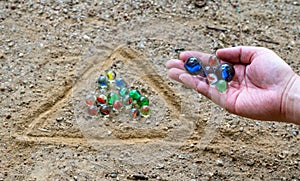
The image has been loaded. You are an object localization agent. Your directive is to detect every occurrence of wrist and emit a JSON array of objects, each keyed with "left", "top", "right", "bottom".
[{"left": 281, "top": 74, "right": 300, "bottom": 124}]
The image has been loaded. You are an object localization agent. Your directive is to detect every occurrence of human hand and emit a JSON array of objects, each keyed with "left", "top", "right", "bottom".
[{"left": 166, "top": 46, "right": 298, "bottom": 122}]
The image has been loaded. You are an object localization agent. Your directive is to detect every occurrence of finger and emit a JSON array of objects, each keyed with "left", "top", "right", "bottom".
[
  {"left": 166, "top": 59, "right": 185, "bottom": 70},
  {"left": 179, "top": 51, "right": 212, "bottom": 65},
  {"left": 216, "top": 46, "right": 265, "bottom": 64},
  {"left": 167, "top": 68, "right": 186, "bottom": 84},
  {"left": 168, "top": 69, "right": 207, "bottom": 91},
  {"left": 178, "top": 73, "right": 227, "bottom": 108},
  {"left": 178, "top": 73, "right": 199, "bottom": 90}
]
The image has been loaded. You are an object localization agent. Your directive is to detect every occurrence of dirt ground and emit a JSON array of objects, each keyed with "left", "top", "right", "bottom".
[{"left": 0, "top": 0, "right": 299, "bottom": 180}]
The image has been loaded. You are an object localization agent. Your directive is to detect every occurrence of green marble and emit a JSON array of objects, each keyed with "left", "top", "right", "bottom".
[
  {"left": 216, "top": 80, "right": 227, "bottom": 93},
  {"left": 129, "top": 89, "right": 141, "bottom": 100},
  {"left": 138, "top": 96, "right": 149, "bottom": 106},
  {"left": 119, "top": 87, "right": 129, "bottom": 97},
  {"left": 107, "top": 92, "right": 119, "bottom": 105}
]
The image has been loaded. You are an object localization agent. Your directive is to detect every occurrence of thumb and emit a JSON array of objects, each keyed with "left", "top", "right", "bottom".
[{"left": 216, "top": 46, "right": 263, "bottom": 64}]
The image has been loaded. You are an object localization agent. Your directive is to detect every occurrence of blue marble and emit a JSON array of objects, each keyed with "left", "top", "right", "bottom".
[
  {"left": 115, "top": 78, "right": 126, "bottom": 89},
  {"left": 97, "top": 75, "right": 108, "bottom": 89},
  {"left": 184, "top": 57, "right": 206, "bottom": 77},
  {"left": 217, "top": 63, "right": 235, "bottom": 82}
]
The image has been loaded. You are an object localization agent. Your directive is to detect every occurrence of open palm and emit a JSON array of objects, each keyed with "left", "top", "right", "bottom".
[{"left": 166, "top": 46, "right": 296, "bottom": 121}]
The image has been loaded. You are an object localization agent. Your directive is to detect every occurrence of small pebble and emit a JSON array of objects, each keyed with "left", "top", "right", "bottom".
[
  {"left": 62, "top": 8, "right": 68, "bottom": 14},
  {"left": 247, "top": 160, "right": 255, "bottom": 166},
  {"left": 110, "top": 173, "right": 118, "bottom": 178},
  {"left": 292, "top": 130, "right": 298, "bottom": 136},
  {"left": 128, "top": 174, "right": 148, "bottom": 180},
  {"left": 56, "top": 117, "right": 64, "bottom": 122},
  {"left": 8, "top": 41, "right": 14, "bottom": 47},
  {"left": 178, "top": 154, "right": 186, "bottom": 159},
  {"left": 215, "top": 159, "right": 224, "bottom": 166},
  {"left": 156, "top": 163, "right": 165, "bottom": 169},
  {"left": 83, "top": 35, "right": 90, "bottom": 40},
  {"left": 218, "top": 32, "right": 226, "bottom": 41}
]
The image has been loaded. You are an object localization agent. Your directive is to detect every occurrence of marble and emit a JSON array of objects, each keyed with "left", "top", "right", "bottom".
[
  {"left": 208, "top": 54, "right": 220, "bottom": 68},
  {"left": 113, "top": 100, "right": 123, "bottom": 110},
  {"left": 97, "top": 75, "right": 108, "bottom": 89},
  {"left": 216, "top": 80, "right": 228, "bottom": 93},
  {"left": 140, "top": 105, "right": 150, "bottom": 117},
  {"left": 122, "top": 94, "right": 133, "bottom": 106},
  {"left": 129, "top": 89, "right": 141, "bottom": 100},
  {"left": 85, "top": 95, "right": 96, "bottom": 106},
  {"left": 106, "top": 70, "right": 116, "bottom": 82},
  {"left": 138, "top": 96, "right": 149, "bottom": 106},
  {"left": 107, "top": 92, "right": 119, "bottom": 105},
  {"left": 87, "top": 105, "right": 98, "bottom": 116},
  {"left": 184, "top": 56, "right": 206, "bottom": 77},
  {"left": 100, "top": 105, "right": 110, "bottom": 116},
  {"left": 217, "top": 63, "right": 235, "bottom": 82},
  {"left": 119, "top": 87, "right": 129, "bottom": 97},
  {"left": 115, "top": 78, "right": 126, "bottom": 89},
  {"left": 131, "top": 100, "right": 140, "bottom": 109},
  {"left": 96, "top": 94, "right": 107, "bottom": 105},
  {"left": 206, "top": 73, "right": 218, "bottom": 85},
  {"left": 205, "top": 66, "right": 214, "bottom": 74},
  {"left": 130, "top": 108, "right": 140, "bottom": 119}
]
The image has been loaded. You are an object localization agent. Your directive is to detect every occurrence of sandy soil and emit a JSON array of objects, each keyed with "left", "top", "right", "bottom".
[{"left": 0, "top": 0, "right": 299, "bottom": 180}]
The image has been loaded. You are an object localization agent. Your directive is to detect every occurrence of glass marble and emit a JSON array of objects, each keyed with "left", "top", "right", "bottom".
[
  {"left": 131, "top": 100, "right": 140, "bottom": 109},
  {"left": 138, "top": 96, "right": 149, "bottom": 106},
  {"left": 184, "top": 57, "right": 206, "bottom": 77},
  {"left": 206, "top": 73, "right": 218, "bottom": 85},
  {"left": 100, "top": 105, "right": 110, "bottom": 116},
  {"left": 96, "top": 94, "right": 107, "bottom": 105},
  {"left": 97, "top": 75, "right": 108, "bottom": 89},
  {"left": 205, "top": 66, "right": 215, "bottom": 75},
  {"left": 216, "top": 80, "right": 228, "bottom": 93},
  {"left": 130, "top": 108, "right": 140, "bottom": 119},
  {"left": 217, "top": 63, "right": 235, "bottom": 82},
  {"left": 106, "top": 70, "right": 116, "bottom": 82},
  {"left": 208, "top": 55, "right": 220, "bottom": 67},
  {"left": 115, "top": 78, "right": 126, "bottom": 89},
  {"left": 140, "top": 105, "right": 150, "bottom": 117},
  {"left": 122, "top": 95, "right": 133, "bottom": 106},
  {"left": 85, "top": 95, "right": 96, "bottom": 106},
  {"left": 113, "top": 100, "right": 123, "bottom": 110},
  {"left": 87, "top": 105, "right": 98, "bottom": 116},
  {"left": 129, "top": 89, "right": 141, "bottom": 100},
  {"left": 107, "top": 92, "right": 119, "bottom": 105},
  {"left": 119, "top": 87, "right": 129, "bottom": 97}
]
